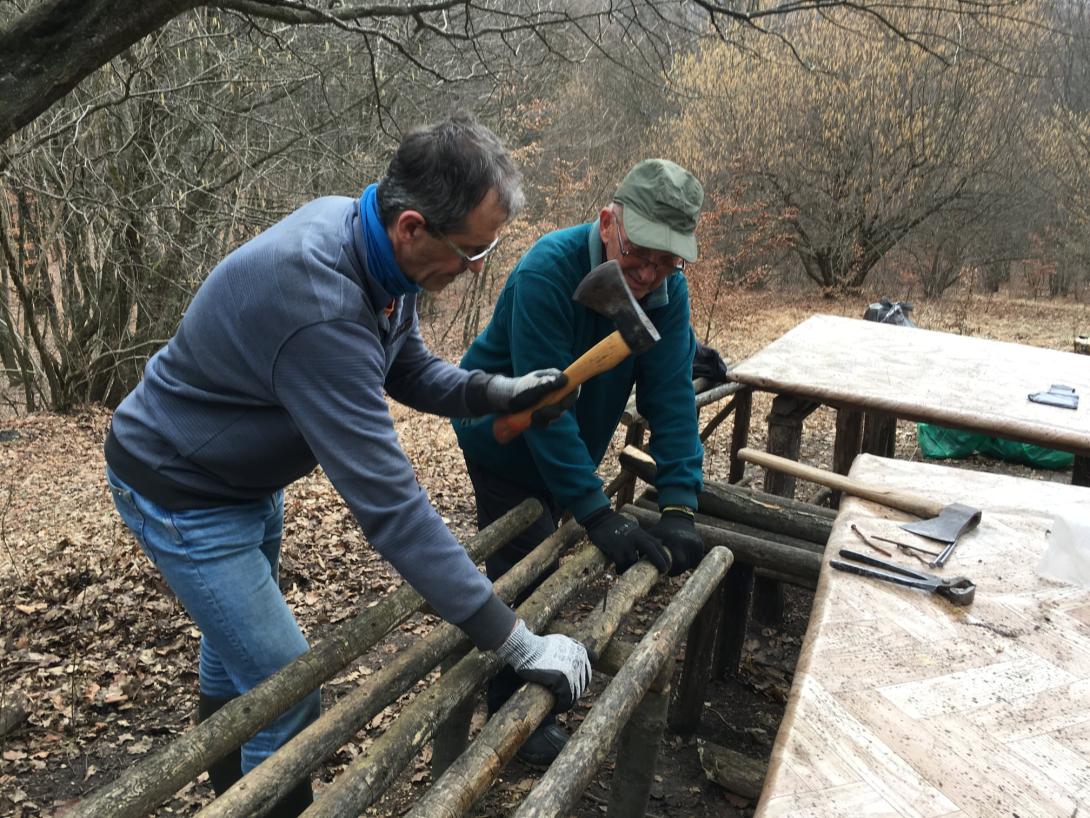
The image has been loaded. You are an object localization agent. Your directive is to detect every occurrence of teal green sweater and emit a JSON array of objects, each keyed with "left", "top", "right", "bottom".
[{"left": 455, "top": 221, "right": 702, "bottom": 521}]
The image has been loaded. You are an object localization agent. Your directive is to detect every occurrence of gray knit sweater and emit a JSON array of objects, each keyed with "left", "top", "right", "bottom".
[{"left": 106, "top": 196, "right": 515, "bottom": 649}]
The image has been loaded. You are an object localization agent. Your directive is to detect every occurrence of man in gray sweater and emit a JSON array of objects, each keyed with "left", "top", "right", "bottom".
[{"left": 104, "top": 113, "right": 590, "bottom": 814}]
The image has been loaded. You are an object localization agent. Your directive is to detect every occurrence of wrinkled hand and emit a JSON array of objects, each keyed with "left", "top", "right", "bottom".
[
  {"left": 649, "top": 508, "right": 704, "bottom": 576},
  {"left": 581, "top": 508, "right": 670, "bottom": 574},
  {"left": 483, "top": 370, "right": 568, "bottom": 413},
  {"left": 495, "top": 620, "right": 591, "bottom": 712}
]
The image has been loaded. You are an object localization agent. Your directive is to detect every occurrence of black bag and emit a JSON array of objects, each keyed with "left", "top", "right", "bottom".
[
  {"left": 864, "top": 298, "right": 916, "bottom": 327},
  {"left": 692, "top": 343, "right": 729, "bottom": 383}
]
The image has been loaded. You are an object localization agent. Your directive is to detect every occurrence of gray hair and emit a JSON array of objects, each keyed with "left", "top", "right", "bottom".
[{"left": 376, "top": 112, "right": 524, "bottom": 234}]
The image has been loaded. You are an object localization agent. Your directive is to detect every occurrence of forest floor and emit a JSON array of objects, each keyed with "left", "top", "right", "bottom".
[{"left": 1, "top": 288, "right": 1087, "bottom": 817}]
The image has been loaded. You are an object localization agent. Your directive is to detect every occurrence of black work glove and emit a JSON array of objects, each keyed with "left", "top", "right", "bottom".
[
  {"left": 525, "top": 385, "right": 580, "bottom": 427},
  {"left": 581, "top": 508, "right": 670, "bottom": 574},
  {"left": 649, "top": 507, "right": 704, "bottom": 577},
  {"left": 468, "top": 370, "right": 569, "bottom": 415}
]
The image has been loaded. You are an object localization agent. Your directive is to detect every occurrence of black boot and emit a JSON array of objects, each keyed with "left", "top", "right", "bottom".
[{"left": 197, "top": 693, "right": 243, "bottom": 796}]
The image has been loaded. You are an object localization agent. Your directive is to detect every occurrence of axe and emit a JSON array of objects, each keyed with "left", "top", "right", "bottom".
[
  {"left": 492, "top": 260, "right": 660, "bottom": 444},
  {"left": 738, "top": 448, "right": 981, "bottom": 567}
]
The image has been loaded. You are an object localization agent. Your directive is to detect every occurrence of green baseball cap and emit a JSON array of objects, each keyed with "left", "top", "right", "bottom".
[{"left": 613, "top": 159, "right": 704, "bottom": 263}]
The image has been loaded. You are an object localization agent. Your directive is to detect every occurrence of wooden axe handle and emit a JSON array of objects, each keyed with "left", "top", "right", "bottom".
[
  {"left": 492, "top": 330, "right": 632, "bottom": 444},
  {"left": 737, "top": 448, "right": 947, "bottom": 519}
]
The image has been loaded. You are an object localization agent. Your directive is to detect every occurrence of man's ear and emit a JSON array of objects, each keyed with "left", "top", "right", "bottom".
[
  {"left": 393, "top": 210, "right": 427, "bottom": 246},
  {"left": 598, "top": 207, "right": 614, "bottom": 243}
]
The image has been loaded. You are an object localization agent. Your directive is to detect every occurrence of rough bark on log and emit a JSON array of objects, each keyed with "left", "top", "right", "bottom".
[
  {"left": 624, "top": 505, "right": 820, "bottom": 583},
  {"left": 696, "top": 739, "right": 767, "bottom": 800},
  {"left": 728, "top": 388, "right": 752, "bottom": 484},
  {"left": 301, "top": 542, "right": 614, "bottom": 818},
  {"left": 197, "top": 517, "right": 584, "bottom": 818},
  {"left": 667, "top": 580, "right": 723, "bottom": 735},
  {"left": 714, "top": 563, "right": 755, "bottom": 679},
  {"left": 608, "top": 665, "right": 673, "bottom": 818},
  {"left": 71, "top": 500, "right": 544, "bottom": 818},
  {"left": 512, "top": 547, "right": 733, "bottom": 818},
  {"left": 406, "top": 560, "right": 663, "bottom": 818},
  {"left": 619, "top": 446, "right": 833, "bottom": 544},
  {"left": 634, "top": 495, "right": 823, "bottom": 554},
  {"left": 430, "top": 652, "right": 474, "bottom": 779}
]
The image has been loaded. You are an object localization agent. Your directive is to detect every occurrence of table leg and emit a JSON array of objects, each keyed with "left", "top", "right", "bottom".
[
  {"left": 728, "top": 387, "right": 753, "bottom": 484},
  {"left": 756, "top": 396, "right": 818, "bottom": 625},
  {"left": 668, "top": 579, "right": 725, "bottom": 735},
  {"left": 1074, "top": 455, "right": 1090, "bottom": 487},
  {"left": 862, "top": 410, "right": 897, "bottom": 458},
  {"left": 832, "top": 407, "right": 864, "bottom": 508}
]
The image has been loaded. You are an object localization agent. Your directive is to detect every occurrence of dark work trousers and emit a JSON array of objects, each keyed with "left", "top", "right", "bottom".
[{"left": 465, "top": 459, "right": 563, "bottom": 719}]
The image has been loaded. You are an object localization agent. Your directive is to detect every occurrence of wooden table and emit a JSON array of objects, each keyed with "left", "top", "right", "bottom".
[
  {"left": 757, "top": 455, "right": 1090, "bottom": 817},
  {"left": 728, "top": 314, "right": 1090, "bottom": 488}
]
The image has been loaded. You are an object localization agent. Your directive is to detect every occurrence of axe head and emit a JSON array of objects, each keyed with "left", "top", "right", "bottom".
[
  {"left": 573, "top": 260, "right": 660, "bottom": 354},
  {"left": 901, "top": 502, "right": 982, "bottom": 545}
]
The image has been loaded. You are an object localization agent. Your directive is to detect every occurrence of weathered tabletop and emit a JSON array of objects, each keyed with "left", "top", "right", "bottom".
[
  {"left": 729, "top": 314, "right": 1090, "bottom": 458},
  {"left": 757, "top": 455, "right": 1090, "bottom": 818}
]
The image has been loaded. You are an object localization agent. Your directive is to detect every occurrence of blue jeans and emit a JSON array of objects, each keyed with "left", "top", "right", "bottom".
[{"left": 105, "top": 467, "right": 321, "bottom": 771}]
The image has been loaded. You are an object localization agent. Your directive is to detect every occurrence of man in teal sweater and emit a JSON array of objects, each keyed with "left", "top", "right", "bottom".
[{"left": 455, "top": 159, "right": 706, "bottom": 765}]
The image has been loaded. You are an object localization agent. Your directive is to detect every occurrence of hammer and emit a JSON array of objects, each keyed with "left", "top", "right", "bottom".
[{"left": 492, "top": 260, "right": 660, "bottom": 444}]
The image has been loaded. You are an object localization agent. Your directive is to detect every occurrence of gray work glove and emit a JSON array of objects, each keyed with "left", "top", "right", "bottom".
[
  {"left": 581, "top": 507, "right": 671, "bottom": 574},
  {"left": 495, "top": 619, "right": 591, "bottom": 712},
  {"left": 481, "top": 370, "right": 568, "bottom": 413}
]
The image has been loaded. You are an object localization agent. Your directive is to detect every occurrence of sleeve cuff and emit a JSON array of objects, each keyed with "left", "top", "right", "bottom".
[
  {"left": 657, "top": 485, "right": 699, "bottom": 511},
  {"left": 456, "top": 592, "right": 517, "bottom": 651},
  {"left": 571, "top": 491, "right": 610, "bottom": 524},
  {"left": 463, "top": 371, "right": 494, "bottom": 417}
]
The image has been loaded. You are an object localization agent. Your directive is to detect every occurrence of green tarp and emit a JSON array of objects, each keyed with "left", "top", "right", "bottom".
[{"left": 917, "top": 423, "right": 1074, "bottom": 470}]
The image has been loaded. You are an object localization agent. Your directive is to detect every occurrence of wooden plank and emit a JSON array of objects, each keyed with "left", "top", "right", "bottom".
[
  {"left": 730, "top": 315, "right": 1090, "bottom": 456},
  {"left": 757, "top": 456, "right": 1090, "bottom": 818}
]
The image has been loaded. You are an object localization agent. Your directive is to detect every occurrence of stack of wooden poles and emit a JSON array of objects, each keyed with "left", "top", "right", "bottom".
[
  {"left": 616, "top": 445, "right": 833, "bottom": 735},
  {"left": 67, "top": 492, "right": 733, "bottom": 818}
]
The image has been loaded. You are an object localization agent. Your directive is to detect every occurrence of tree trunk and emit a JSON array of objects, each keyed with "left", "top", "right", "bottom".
[{"left": 0, "top": 0, "right": 198, "bottom": 141}]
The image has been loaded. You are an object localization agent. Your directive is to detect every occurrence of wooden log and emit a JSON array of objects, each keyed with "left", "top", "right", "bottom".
[
  {"left": 668, "top": 579, "right": 724, "bottom": 735},
  {"left": 623, "top": 381, "right": 742, "bottom": 426},
  {"left": 714, "top": 563, "right": 755, "bottom": 679},
  {"left": 862, "top": 410, "right": 897, "bottom": 458},
  {"left": 619, "top": 446, "right": 833, "bottom": 545},
  {"left": 699, "top": 395, "right": 737, "bottom": 443},
  {"left": 607, "top": 664, "right": 673, "bottom": 818},
  {"left": 512, "top": 548, "right": 734, "bottom": 818},
  {"left": 430, "top": 651, "right": 474, "bottom": 779},
  {"left": 756, "top": 395, "right": 819, "bottom": 627},
  {"left": 0, "top": 691, "right": 28, "bottom": 737},
  {"left": 301, "top": 541, "right": 615, "bottom": 818},
  {"left": 634, "top": 495, "right": 823, "bottom": 555},
  {"left": 623, "top": 505, "right": 820, "bottom": 583},
  {"left": 832, "top": 407, "right": 864, "bottom": 507},
  {"left": 728, "top": 388, "right": 753, "bottom": 484},
  {"left": 71, "top": 499, "right": 545, "bottom": 818},
  {"left": 406, "top": 560, "right": 663, "bottom": 818},
  {"left": 763, "top": 395, "right": 818, "bottom": 498},
  {"left": 696, "top": 739, "right": 766, "bottom": 800},
  {"left": 196, "top": 517, "right": 586, "bottom": 818},
  {"left": 1070, "top": 454, "right": 1090, "bottom": 488}
]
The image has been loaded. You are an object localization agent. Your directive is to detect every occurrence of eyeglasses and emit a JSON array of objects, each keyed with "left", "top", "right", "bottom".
[
  {"left": 615, "top": 213, "right": 685, "bottom": 274},
  {"left": 433, "top": 228, "right": 502, "bottom": 266}
]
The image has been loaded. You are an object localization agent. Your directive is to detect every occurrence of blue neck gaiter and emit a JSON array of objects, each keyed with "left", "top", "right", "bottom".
[{"left": 359, "top": 183, "right": 421, "bottom": 298}]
